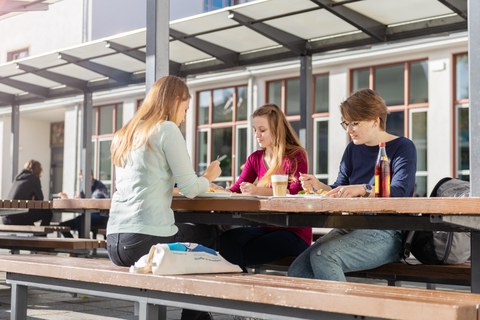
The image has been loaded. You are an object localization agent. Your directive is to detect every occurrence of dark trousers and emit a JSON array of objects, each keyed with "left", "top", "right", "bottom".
[
  {"left": 2, "top": 209, "right": 52, "bottom": 226},
  {"left": 218, "top": 227, "right": 309, "bottom": 271},
  {"left": 59, "top": 212, "right": 108, "bottom": 238},
  {"left": 107, "top": 223, "right": 218, "bottom": 267}
]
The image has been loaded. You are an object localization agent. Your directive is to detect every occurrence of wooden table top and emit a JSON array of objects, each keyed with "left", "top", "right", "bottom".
[{"left": 51, "top": 196, "right": 480, "bottom": 215}]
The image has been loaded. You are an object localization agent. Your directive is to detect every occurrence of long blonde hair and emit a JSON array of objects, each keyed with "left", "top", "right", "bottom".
[
  {"left": 111, "top": 76, "right": 190, "bottom": 167},
  {"left": 253, "top": 104, "right": 306, "bottom": 187}
]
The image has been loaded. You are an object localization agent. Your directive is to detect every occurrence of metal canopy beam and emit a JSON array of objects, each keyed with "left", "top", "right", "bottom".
[
  {"left": 310, "top": 0, "right": 386, "bottom": 42},
  {"left": 10, "top": 104, "right": 19, "bottom": 182},
  {"left": 0, "top": 78, "right": 48, "bottom": 98},
  {"left": 58, "top": 52, "right": 132, "bottom": 84},
  {"left": 0, "top": 92, "right": 15, "bottom": 104},
  {"left": 228, "top": 11, "right": 308, "bottom": 56},
  {"left": 170, "top": 29, "right": 238, "bottom": 66},
  {"left": 16, "top": 63, "right": 87, "bottom": 91},
  {"left": 438, "top": 0, "right": 468, "bottom": 19},
  {"left": 106, "top": 41, "right": 146, "bottom": 62}
]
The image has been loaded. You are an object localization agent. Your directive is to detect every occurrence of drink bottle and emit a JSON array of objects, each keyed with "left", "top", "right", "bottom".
[{"left": 374, "top": 142, "right": 390, "bottom": 197}]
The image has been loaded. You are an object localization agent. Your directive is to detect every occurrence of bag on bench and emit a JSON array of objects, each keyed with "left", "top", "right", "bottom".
[
  {"left": 403, "top": 177, "right": 471, "bottom": 265},
  {"left": 130, "top": 242, "right": 242, "bottom": 275}
]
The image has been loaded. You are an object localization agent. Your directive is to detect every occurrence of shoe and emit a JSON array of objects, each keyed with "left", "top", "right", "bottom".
[{"left": 180, "top": 309, "right": 212, "bottom": 320}]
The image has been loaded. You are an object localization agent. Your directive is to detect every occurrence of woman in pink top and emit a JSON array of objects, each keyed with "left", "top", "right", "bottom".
[{"left": 218, "top": 104, "right": 312, "bottom": 271}]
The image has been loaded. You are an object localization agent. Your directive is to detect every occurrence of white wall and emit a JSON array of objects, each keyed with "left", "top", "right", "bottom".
[{"left": 0, "top": 1, "right": 83, "bottom": 62}]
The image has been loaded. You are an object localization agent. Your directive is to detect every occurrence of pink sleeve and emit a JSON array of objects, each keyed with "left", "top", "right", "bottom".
[
  {"left": 229, "top": 152, "right": 260, "bottom": 193},
  {"left": 287, "top": 151, "right": 308, "bottom": 195}
]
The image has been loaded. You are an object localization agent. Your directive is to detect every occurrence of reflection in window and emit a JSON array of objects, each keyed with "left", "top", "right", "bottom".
[
  {"left": 196, "top": 85, "right": 247, "bottom": 183},
  {"left": 286, "top": 79, "right": 300, "bottom": 116},
  {"left": 457, "top": 106, "right": 469, "bottom": 174},
  {"left": 236, "top": 127, "right": 248, "bottom": 176},
  {"left": 375, "top": 64, "right": 404, "bottom": 106},
  {"left": 415, "top": 176, "right": 427, "bottom": 197},
  {"left": 456, "top": 54, "right": 469, "bottom": 101},
  {"left": 212, "top": 127, "right": 232, "bottom": 177},
  {"left": 387, "top": 111, "right": 404, "bottom": 137},
  {"left": 99, "top": 105, "right": 114, "bottom": 135},
  {"left": 411, "top": 111, "right": 427, "bottom": 172},
  {"left": 351, "top": 68, "right": 369, "bottom": 93},
  {"left": 213, "top": 88, "right": 234, "bottom": 123},
  {"left": 409, "top": 61, "right": 428, "bottom": 104},
  {"left": 315, "top": 120, "right": 328, "bottom": 176},
  {"left": 198, "top": 91, "right": 211, "bottom": 125},
  {"left": 99, "top": 140, "right": 112, "bottom": 182},
  {"left": 196, "top": 131, "right": 208, "bottom": 174},
  {"left": 267, "top": 80, "right": 282, "bottom": 107},
  {"left": 314, "top": 74, "right": 329, "bottom": 113},
  {"left": 237, "top": 86, "right": 248, "bottom": 121}
]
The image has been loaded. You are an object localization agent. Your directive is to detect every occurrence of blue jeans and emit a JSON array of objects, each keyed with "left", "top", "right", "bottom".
[
  {"left": 218, "top": 227, "right": 309, "bottom": 271},
  {"left": 287, "top": 229, "right": 403, "bottom": 281}
]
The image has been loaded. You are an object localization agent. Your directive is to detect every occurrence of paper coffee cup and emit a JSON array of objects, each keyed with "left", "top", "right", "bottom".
[{"left": 271, "top": 174, "right": 288, "bottom": 196}]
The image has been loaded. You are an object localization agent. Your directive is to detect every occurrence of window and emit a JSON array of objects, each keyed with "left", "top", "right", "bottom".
[
  {"left": 91, "top": 103, "right": 123, "bottom": 194},
  {"left": 313, "top": 74, "right": 329, "bottom": 183},
  {"left": 454, "top": 53, "right": 469, "bottom": 181},
  {"left": 266, "top": 78, "right": 301, "bottom": 136},
  {"left": 7, "top": 48, "right": 29, "bottom": 62},
  {"left": 267, "top": 74, "right": 329, "bottom": 182},
  {"left": 351, "top": 60, "right": 429, "bottom": 193},
  {"left": 203, "top": 0, "right": 233, "bottom": 11},
  {"left": 196, "top": 85, "right": 247, "bottom": 186}
]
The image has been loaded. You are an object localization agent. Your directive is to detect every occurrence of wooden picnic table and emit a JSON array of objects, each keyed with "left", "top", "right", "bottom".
[{"left": 52, "top": 196, "right": 480, "bottom": 292}]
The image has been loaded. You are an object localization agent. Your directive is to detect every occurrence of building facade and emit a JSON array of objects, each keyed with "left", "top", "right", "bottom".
[{"left": 0, "top": 0, "right": 470, "bottom": 200}]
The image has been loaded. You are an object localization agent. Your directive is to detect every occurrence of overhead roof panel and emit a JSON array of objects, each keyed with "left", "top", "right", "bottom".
[
  {"left": 92, "top": 54, "right": 145, "bottom": 73},
  {"left": 48, "top": 64, "right": 105, "bottom": 81},
  {"left": 0, "top": 63, "right": 23, "bottom": 78},
  {"left": 198, "top": 26, "right": 279, "bottom": 53},
  {"left": 346, "top": 0, "right": 453, "bottom": 26},
  {"left": 12, "top": 73, "right": 61, "bottom": 88},
  {"left": 0, "top": 83, "right": 23, "bottom": 95},
  {"left": 19, "top": 53, "right": 65, "bottom": 69},
  {"left": 235, "top": 0, "right": 318, "bottom": 20},
  {"left": 172, "top": 10, "right": 238, "bottom": 35},
  {"left": 110, "top": 29, "right": 146, "bottom": 49},
  {"left": 170, "top": 41, "right": 212, "bottom": 64},
  {"left": 266, "top": 9, "right": 357, "bottom": 40},
  {"left": 60, "top": 41, "right": 116, "bottom": 60}
]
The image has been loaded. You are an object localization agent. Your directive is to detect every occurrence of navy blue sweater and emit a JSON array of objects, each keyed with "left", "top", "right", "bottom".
[{"left": 332, "top": 136, "right": 417, "bottom": 197}]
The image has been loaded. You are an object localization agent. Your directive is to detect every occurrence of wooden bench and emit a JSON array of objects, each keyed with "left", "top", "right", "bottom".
[
  {"left": 251, "top": 257, "right": 471, "bottom": 288},
  {"left": 1, "top": 255, "right": 480, "bottom": 320},
  {"left": 0, "top": 235, "right": 105, "bottom": 253},
  {"left": 0, "top": 225, "right": 70, "bottom": 235}
]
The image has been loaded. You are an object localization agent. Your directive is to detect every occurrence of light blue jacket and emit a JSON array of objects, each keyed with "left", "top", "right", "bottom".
[{"left": 107, "top": 121, "right": 209, "bottom": 237}]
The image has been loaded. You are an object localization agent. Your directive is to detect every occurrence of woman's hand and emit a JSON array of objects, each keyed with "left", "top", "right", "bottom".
[
  {"left": 327, "top": 185, "right": 366, "bottom": 198},
  {"left": 299, "top": 173, "right": 328, "bottom": 193},
  {"left": 239, "top": 182, "right": 258, "bottom": 195},
  {"left": 203, "top": 160, "right": 221, "bottom": 183}
]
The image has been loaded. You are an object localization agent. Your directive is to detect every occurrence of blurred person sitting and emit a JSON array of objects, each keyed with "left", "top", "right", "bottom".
[
  {"left": 59, "top": 174, "right": 109, "bottom": 238},
  {"left": 2, "top": 160, "right": 53, "bottom": 226}
]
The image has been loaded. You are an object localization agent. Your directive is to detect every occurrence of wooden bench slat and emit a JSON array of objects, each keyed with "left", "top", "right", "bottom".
[
  {"left": 0, "top": 255, "right": 479, "bottom": 320},
  {"left": 0, "top": 225, "right": 70, "bottom": 234},
  {"left": 0, "top": 235, "right": 105, "bottom": 250}
]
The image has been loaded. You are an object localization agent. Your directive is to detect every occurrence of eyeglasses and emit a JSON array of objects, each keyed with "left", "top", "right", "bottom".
[{"left": 340, "top": 121, "right": 361, "bottom": 131}]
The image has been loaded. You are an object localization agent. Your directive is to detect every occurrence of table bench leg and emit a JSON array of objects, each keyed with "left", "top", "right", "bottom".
[
  {"left": 472, "top": 231, "right": 480, "bottom": 293},
  {"left": 10, "top": 283, "right": 27, "bottom": 320},
  {"left": 137, "top": 301, "right": 166, "bottom": 320}
]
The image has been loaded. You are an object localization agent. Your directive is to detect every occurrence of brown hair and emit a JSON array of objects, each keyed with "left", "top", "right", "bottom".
[
  {"left": 340, "top": 89, "right": 388, "bottom": 130},
  {"left": 111, "top": 76, "right": 190, "bottom": 167},
  {"left": 24, "top": 160, "right": 42, "bottom": 176},
  {"left": 252, "top": 104, "right": 306, "bottom": 186}
]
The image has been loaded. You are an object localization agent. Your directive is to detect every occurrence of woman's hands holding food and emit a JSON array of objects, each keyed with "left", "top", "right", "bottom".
[{"left": 203, "top": 160, "right": 221, "bottom": 183}]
